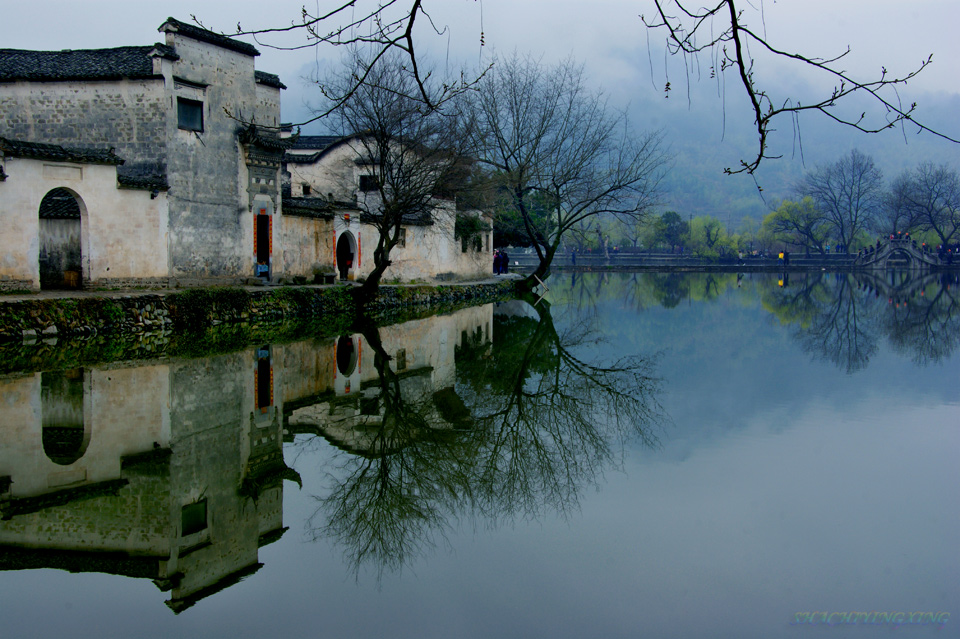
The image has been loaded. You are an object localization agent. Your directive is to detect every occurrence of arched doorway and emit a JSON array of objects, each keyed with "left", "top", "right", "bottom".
[
  {"left": 336, "top": 335, "right": 357, "bottom": 377},
  {"left": 38, "top": 188, "right": 83, "bottom": 289},
  {"left": 336, "top": 231, "right": 356, "bottom": 281},
  {"left": 41, "top": 369, "right": 89, "bottom": 466}
]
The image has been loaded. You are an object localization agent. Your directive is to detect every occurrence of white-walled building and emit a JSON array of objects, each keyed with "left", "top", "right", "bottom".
[
  {"left": 0, "top": 18, "right": 291, "bottom": 291},
  {"left": 283, "top": 134, "right": 494, "bottom": 283}
]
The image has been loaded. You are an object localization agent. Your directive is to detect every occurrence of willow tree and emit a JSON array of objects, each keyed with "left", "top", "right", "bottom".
[{"left": 468, "top": 54, "right": 669, "bottom": 290}]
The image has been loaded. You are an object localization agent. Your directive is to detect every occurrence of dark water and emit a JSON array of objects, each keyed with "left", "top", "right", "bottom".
[{"left": 0, "top": 272, "right": 957, "bottom": 638}]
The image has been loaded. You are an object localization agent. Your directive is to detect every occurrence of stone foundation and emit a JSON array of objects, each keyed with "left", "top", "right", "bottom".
[{"left": 0, "top": 282, "right": 517, "bottom": 368}]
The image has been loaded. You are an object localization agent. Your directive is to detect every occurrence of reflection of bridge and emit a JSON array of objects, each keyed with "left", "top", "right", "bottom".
[
  {"left": 854, "top": 238, "right": 942, "bottom": 270},
  {"left": 853, "top": 270, "right": 949, "bottom": 301}
]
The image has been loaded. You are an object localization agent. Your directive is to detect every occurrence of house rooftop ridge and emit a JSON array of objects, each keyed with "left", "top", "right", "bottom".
[
  {"left": 0, "top": 136, "right": 124, "bottom": 165},
  {"left": 159, "top": 17, "right": 260, "bottom": 57},
  {"left": 0, "top": 45, "right": 176, "bottom": 83}
]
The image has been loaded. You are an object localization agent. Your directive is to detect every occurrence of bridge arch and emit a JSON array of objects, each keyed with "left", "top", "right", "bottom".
[{"left": 855, "top": 239, "right": 941, "bottom": 270}]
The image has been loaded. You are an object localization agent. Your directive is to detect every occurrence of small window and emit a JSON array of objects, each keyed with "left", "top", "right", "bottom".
[
  {"left": 302, "top": 183, "right": 312, "bottom": 196},
  {"left": 177, "top": 97, "right": 204, "bottom": 132},
  {"left": 181, "top": 500, "right": 208, "bottom": 536},
  {"left": 397, "top": 228, "right": 406, "bottom": 248},
  {"left": 395, "top": 348, "right": 407, "bottom": 371},
  {"left": 359, "top": 174, "right": 379, "bottom": 192}
]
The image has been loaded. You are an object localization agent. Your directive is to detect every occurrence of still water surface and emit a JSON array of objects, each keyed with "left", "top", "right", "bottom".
[{"left": 0, "top": 272, "right": 957, "bottom": 638}]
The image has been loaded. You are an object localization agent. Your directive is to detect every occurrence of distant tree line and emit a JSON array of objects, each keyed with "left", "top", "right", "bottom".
[{"left": 570, "top": 150, "right": 959, "bottom": 259}]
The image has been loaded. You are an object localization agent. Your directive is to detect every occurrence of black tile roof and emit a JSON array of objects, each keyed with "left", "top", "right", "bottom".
[
  {"left": 255, "top": 70, "right": 286, "bottom": 90},
  {"left": 238, "top": 124, "right": 297, "bottom": 152},
  {"left": 159, "top": 17, "right": 259, "bottom": 57},
  {"left": 282, "top": 196, "right": 339, "bottom": 219},
  {"left": 283, "top": 151, "right": 324, "bottom": 164},
  {"left": 0, "top": 137, "right": 124, "bottom": 164},
  {"left": 0, "top": 45, "right": 175, "bottom": 83},
  {"left": 360, "top": 210, "right": 435, "bottom": 227},
  {"left": 289, "top": 135, "right": 341, "bottom": 151},
  {"left": 117, "top": 173, "right": 169, "bottom": 192}
]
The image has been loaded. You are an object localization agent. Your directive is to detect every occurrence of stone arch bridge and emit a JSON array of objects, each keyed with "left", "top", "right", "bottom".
[{"left": 854, "top": 238, "right": 943, "bottom": 270}]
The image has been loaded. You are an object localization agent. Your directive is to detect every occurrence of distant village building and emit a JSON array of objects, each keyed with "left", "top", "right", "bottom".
[{"left": 283, "top": 134, "right": 493, "bottom": 283}]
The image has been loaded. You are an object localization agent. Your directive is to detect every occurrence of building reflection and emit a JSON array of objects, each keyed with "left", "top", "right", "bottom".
[
  {"left": 284, "top": 304, "right": 492, "bottom": 453},
  {"left": 0, "top": 350, "right": 295, "bottom": 613},
  {"left": 0, "top": 303, "right": 494, "bottom": 610}
]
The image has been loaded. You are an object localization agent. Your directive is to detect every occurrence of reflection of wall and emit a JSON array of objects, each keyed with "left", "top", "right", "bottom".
[
  {"left": 286, "top": 304, "right": 493, "bottom": 453},
  {"left": 0, "top": 365, "right": 168, "bottom": 502},
  {"left": 0, "top": 349, "right": 294, "bottom": 613}
]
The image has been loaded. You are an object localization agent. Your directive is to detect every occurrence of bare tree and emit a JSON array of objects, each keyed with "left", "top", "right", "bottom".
[
  {"left": 642, "top": 0, "right": 959, "bottom": 174},
  {"left": 876, "top": 173, "right": 917, "bottom": 236},
  {"left": 796, "top": 149, "right": 883, "bottom": 252},
  {"left": 893, "top": 162, "right": 960, "bottom": 246},
  {"left": 325, "top": 51, "right": 473, "bottom": 302},
  {"left": 468, "top": 54, "right": 669, "bottom": 290},
  {"left": 197, "top": 1, "right": 483, "bottom": 121}
]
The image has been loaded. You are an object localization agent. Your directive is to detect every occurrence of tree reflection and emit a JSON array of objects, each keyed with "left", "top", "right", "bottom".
[
  {"left": 761, "top": 271, "right": 960, "bottom": 370},
  {"left": 456, "top": 298, "right": 661, "bottom": 523},
  {"left": 306, "top": 321, "right": 476, "bottom": 576},
  {"left": 306, "top": 302, "right": 662, "bottom": 576}
]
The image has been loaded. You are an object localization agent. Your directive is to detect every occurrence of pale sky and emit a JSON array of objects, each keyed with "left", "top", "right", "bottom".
[
  {"left": 3, "top": 1, "right": 957, "bottom": 110},
  {"left": 3, "top": 1, "right": 958, "bottom": 178}
]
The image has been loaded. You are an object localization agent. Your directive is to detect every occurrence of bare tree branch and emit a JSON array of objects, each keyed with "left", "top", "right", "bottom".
[{"left": 642, "top": 0, "right": 959, "bottom": 175}]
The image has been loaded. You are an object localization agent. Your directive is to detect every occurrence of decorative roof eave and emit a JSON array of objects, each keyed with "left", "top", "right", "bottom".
[
  {"left": 159, "top": 17, "right": 260, "bottom": 57},
  {"left": 166, "top": 562, "right": 264, "bottom": 615},
  {"left": 282, "top": 151, "right": 324, "bottom": 164},
  {"left": 148, "top": 43, "right": 180, "bottom": 62},
  {"left": 117, "top": 174, "right": 169, "bottom": 192},
  {"left": 282, "top": 196, "right": 348, "bottom": 219},
  {"left": 254, "top": 70, "right": 286, "bottom": 90},
  {"left": 0, "top": 137, "right": 124, "bottom": 165},
  {"left": 238, "top": 124, "right": 297, "bottom": 152},
  {"left": 288, "top": 134, "right": 342, "bottom": 151},
  {"left": 360, "top": 211, "right": 435, "bottom": 227}
]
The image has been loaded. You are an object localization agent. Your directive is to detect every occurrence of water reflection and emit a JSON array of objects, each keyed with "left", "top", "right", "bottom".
[
  {"left": 559, "top": 270, "right": 960, "bottom": 370},
  {"left": 287, "top": 300, "right": 662, "bottom": 576},
  {"left": 760, "top": 271, "right": 960, "bottom": 371},
  {"left": 0, "top": 351, "right": 297, "bottom": 613}
]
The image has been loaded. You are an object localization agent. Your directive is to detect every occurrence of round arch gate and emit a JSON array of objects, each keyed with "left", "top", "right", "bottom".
[
  {"left": 38, "top": 187, "right": 84, "bottom": 289},
  {"left": 336, "top": 231, "right": 357, "bottom": 281}
]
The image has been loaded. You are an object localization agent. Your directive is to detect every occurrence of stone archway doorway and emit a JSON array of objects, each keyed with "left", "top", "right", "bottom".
[
  {"left": 336, "top": 231, "right": 356, "bottom": 281},
  {"left": 38, "top": 187, "right": 84, "bottom": 289}
]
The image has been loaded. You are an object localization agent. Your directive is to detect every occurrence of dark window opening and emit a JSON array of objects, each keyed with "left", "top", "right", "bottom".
[
  {"left": 359, "top": 174, "right": 379, "bottom": 192},
  {"left": 177, "top": 97, "right": 204, "bottom": 132},
  {"left": 302, "top": 183, "right": 312, "bottom": 196},
  {"left": 181, "top": 500, "right": 207, "bottom": 536},
  {"left": 395, "top": 348, "right": 407, "bottom": 371},
  {"left": 398, "top": 228, "right": 406, "bottom": 248}
]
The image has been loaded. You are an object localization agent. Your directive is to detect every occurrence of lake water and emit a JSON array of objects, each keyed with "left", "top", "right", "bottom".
[{"left": 0, "top": 271, "right": 957, "bottom": 638}]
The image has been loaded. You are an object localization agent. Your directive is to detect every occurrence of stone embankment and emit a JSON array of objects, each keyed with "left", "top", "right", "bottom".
[{"left": 0, "top": 281, "right": 516, "bottom": 346}]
